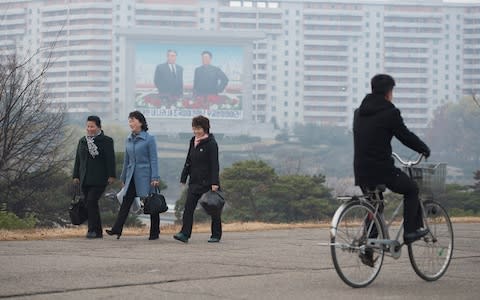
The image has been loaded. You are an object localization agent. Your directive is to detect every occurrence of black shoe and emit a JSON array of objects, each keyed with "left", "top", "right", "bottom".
[
  {"left": 148, "top": 235, "right": 159, "bottom": 240},
  {"left": 404, "top": 228, "right": 430, "bottom": 244},
  {"left": 105, "top": 229, "right": 121, "bottom": 239},
  {"left": 86, "top": 232, "right": 102, "bottom": 239},
  {"left": 208, "top": 237, "right": 220, "bottom": 243},
  {"left": 359, "top": 248, "right": 377, "bottom": 267},
  {"left": 173, "top": 232, "right": 188, "bottom": 243}
]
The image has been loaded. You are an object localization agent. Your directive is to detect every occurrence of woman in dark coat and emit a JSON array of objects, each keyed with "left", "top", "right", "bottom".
[
  {"left": 106, "top": 111, "right": 161, "bottom": 240},
  {"left": 73, "top": 116, "right": 116, "bottom": 239},
  {"left": 174, "top": 115, "right": 221, "bottom": 243}
]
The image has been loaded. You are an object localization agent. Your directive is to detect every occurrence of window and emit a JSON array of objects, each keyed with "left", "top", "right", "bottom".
[{"left": 268, "top": 2, "right": 279, "bottom": 8}]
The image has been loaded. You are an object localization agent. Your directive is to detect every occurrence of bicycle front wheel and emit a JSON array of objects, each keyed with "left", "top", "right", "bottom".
[
  {"left": 330, "top": 201, "right": 385, "bottom": 288},
  {"left": 408, "top": 200, "right": 454, "bottom": 281}
]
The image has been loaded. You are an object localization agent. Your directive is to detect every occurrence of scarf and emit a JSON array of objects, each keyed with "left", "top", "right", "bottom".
[
  {"left": 86, "top": 130, "right": 101, "bottom": 158},
  {"left": 194, "top": 134, "right": 209, "bottom": 147}
]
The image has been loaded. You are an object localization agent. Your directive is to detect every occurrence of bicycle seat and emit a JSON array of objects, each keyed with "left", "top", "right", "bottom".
[
  {"left": 361, "top": 185, "right": 386, "bottom": 201},
  {"left": 363, "top": 184, "right": 386, "bottom": 193}
]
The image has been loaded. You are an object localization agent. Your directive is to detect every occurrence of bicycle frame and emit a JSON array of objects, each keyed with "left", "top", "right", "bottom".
[{"left": 362, "top": 153, "right": 431, "bottom": 258}]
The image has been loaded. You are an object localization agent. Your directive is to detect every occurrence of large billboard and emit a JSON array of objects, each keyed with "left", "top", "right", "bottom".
[{"left": 135, "top": 43, "right": 244, "bottom": 120}]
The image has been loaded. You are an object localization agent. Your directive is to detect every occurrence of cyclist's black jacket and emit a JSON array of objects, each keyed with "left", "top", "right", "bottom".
[{"left": 353, "top": 93, "right": 430, "bottom": 186}]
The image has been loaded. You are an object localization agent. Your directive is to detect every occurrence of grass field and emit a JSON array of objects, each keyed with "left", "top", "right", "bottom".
[{"left": 1, "top": 217, "right": 478, "bottom": 241}]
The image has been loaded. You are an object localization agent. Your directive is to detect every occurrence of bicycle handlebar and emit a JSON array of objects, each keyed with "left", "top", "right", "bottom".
[{"left": 392, "top": 152, "right": 424, "bottom": 167}]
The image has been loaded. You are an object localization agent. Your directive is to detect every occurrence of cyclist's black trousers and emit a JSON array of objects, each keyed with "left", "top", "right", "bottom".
[{"left": 385, "top": 168, "right": 423, "bottom": 234}]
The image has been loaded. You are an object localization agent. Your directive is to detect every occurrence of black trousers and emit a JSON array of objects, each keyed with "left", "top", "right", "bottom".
[
  {"left": 180, "top": 187, "right": 222, "bottom": 239},
  {"left": 111, "top": 179, "right": 160, "bottom": 237},
  {"left": 82, "top": 185, "right": 106, "bottom": 235},
  {"left": 385, "top": 168, "right": 423, "bottom": 234}
]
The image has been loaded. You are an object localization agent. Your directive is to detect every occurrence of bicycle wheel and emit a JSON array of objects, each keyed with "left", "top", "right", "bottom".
[
  {"left": 330, "top": 201, "right": 385, "bottom": 288},
  {"left": 408, "top": 200, "right": 454, "bottom": 281}
]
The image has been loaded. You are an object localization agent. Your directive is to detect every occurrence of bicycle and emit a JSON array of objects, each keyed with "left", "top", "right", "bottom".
[{"left": 329, "top": 152, "right": 453, "bottom": 288}]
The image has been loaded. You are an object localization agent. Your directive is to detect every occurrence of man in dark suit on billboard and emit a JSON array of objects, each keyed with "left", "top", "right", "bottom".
[
  {"left": 193, "top": 51, "right": 229, "bottom": 97},
  {"left": 154, "top": 49, "right": 183, "bottom": 99}
]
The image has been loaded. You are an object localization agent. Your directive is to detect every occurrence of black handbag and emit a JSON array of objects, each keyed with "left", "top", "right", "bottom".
[
  {"left": 142, "top": 187, "right": 168, "bottom": 214},
  {"left": 199, "top": 190, "right": 225, "bottom": 217},
  {"left": 69, "top": 185, "right": 88, "bottom": 225}
]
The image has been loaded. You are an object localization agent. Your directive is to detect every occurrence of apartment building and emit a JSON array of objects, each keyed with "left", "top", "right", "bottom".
[{"left": 1, "top": 0, "right": 479, "bottom": 134}]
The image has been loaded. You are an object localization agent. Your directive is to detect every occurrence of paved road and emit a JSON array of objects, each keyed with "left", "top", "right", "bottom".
[{"left": 0, "top": 224, "right": 479, "bottom": 299}]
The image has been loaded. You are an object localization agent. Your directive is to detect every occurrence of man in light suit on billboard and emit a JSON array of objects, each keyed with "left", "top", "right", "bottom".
[{"left": 154, "top": 49, "right": 183, "bottom": 100}]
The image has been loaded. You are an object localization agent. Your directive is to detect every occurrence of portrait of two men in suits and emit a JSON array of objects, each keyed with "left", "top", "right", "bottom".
[{"left": 153, "top": 49, "right": 229, "bottom": 108}]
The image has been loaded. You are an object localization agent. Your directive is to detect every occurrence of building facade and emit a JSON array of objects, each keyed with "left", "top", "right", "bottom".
[{"left": 1, "top": 0, "right": 479, "bottom": 134}]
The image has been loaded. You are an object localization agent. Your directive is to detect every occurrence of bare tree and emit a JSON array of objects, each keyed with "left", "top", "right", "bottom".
[
  {"left": 0, "top": 51, "right": 71, "bottom": 216},
  {"left": 472, "top": 93, "right": 480, "bottom": 110}
]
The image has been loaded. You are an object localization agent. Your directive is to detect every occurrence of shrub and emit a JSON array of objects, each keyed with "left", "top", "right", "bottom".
[{"left": 0, "top": 205, "right": 36, "bottom": 229}]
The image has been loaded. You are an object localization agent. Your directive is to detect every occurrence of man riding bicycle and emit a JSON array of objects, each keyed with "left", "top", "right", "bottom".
[{"left": 353, "top": 74, "right": 431, "bottom": 265}]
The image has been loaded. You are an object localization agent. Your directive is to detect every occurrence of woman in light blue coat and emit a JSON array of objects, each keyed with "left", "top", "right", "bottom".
[{"left": 106, "top": 111, "right": 161, "bottom": 240}]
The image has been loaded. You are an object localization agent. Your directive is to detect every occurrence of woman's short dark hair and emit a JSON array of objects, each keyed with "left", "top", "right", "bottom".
[
  {"left": 371, "top": 74, "right": 396, "bottom": 96},
  {"left": 192, "top": 115, "right": 210, "bottom": 133},
  {"left": 128, "top": 110, "right": 149, "bottom": 131},
  {"left": 87, "top": 115, "right": 101, "bottom": 128}
]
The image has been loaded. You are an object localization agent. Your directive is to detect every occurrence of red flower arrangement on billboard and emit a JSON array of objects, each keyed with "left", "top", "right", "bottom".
[{"left": 135, "top": 85, "right": 242, "bottom": 111}]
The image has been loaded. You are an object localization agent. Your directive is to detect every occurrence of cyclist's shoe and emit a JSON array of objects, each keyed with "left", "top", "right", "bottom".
[
  {"left": 359, "top": 248, "right": 377, "bottom": 268},
  {"left": 404, "top": 228, "right": 430, "bottom": 245}
]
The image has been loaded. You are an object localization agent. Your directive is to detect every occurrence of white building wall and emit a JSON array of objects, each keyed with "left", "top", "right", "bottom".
[{"left": 0, "top": 0, "right": 479, "bottom": 135}]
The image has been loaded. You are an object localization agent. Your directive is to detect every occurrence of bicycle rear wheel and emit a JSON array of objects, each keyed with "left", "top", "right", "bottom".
[
  {"left": 408, "top": 200, "right": 453, "bottom": 281},
  {"left": 330, "top": 201, "right": 385, "bottom": 288}
]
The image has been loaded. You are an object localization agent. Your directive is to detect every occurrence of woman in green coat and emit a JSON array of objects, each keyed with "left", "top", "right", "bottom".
[{"left": 73, "top": 116, "right": 116, "bottom": 239}]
